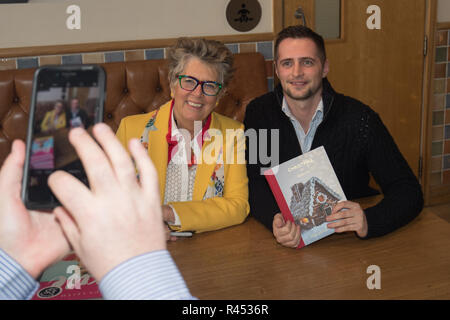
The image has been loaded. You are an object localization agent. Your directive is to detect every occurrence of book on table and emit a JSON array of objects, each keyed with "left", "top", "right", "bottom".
[
  {"left": 32, "top": 253, "right": 101, "bottom": 300},
  {"left": 263, "top": 146, "right": 346, "bottom": 249},
  {"left": 30, "top": 136, "right": 55, "bottom": 169}
]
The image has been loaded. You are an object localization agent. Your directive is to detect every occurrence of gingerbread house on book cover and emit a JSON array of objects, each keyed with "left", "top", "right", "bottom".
[
  {"left": 263, "top": 146, "right": 346, "bottom": 249},
  {"left": 289, "top": 177, "right": 341, "bottom": 230}
]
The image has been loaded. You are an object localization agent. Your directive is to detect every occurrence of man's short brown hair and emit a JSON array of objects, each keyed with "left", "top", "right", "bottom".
[{"left": 274, "top": 25, "right": 327, "bottom": 64}]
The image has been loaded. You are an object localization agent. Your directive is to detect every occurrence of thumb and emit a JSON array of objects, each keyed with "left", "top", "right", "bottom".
[
  {"left": 0, "top": 140, "right": 25, "bottom": 196},
  {"left": 273, "top": 213, "right": 285, "bottom": 228}
]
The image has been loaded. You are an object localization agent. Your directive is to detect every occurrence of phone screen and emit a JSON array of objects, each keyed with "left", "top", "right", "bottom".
[{"left": 22, "top": 66, "right": 105, "bottom": 210}]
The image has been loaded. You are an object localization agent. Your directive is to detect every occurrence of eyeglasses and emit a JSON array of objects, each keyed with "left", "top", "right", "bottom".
[{"left": 178, "top": 75, "right": 222, "bottom": 96}]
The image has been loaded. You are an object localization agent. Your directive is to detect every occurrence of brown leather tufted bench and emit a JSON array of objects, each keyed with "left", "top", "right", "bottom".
[{"left": 0, "top": 52, "right": 268, "bottom": 165}]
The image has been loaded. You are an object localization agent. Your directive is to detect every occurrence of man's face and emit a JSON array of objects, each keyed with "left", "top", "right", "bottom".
[
  {"left": 70, "top": 99, "right": 80, "bottom": 111},
  {"left": 275, "top": 38, "right": 329, "bottom": 102},
  {"left": 54, "top": 102, "right": 63, "bottom": 115}
]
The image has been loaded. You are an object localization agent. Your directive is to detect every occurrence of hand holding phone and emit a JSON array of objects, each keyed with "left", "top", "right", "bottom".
[
  {"left": 0, "top": 140, "right": 70, "bottom": 279},
  {"left": 21, "top": 65, "right": 106, "bottom": 210}
]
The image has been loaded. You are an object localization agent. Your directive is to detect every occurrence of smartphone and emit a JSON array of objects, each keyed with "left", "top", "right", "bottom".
[{"left": 21, "top": 65, "right": 106, "bottom": 210}]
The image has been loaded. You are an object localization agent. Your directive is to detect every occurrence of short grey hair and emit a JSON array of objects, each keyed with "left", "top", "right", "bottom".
[{"left": 167, "top": 38, "right": 234, "bottom": 90}]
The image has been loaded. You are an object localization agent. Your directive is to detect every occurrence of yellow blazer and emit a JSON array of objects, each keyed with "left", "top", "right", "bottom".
[
  {"left": 116, "top": 100, "right": 249, "bottom": 233},
  {"left": 41, "top": 110, "right": 67, "bottom": 132}
]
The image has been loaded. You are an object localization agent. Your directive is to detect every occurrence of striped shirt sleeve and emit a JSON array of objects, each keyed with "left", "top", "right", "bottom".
[
  {"left": 99, "top": 250, "right": 195, "bottom": 300},
  {"left": 0, "top": 249, "right": 39, "bottom": 300}
]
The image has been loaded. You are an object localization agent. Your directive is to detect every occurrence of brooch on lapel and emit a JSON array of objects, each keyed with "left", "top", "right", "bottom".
[
  {"left": 140, "top": 109, "right": 160, "bottom": 150},
  {"left": 203, "top": 149, "right": 224, "bottom": 199}
]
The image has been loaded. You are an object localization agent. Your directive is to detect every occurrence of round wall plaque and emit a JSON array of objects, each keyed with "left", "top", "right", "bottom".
[{"left": 226, "top": 0, "right": 262, "bottom": 32}]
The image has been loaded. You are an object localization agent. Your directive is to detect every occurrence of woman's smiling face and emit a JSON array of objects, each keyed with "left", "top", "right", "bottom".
[{"left": 171, "top": 57, "right": 220, "bottom": 130}]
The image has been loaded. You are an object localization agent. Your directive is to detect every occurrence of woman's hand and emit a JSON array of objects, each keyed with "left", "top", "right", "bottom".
[{"left": 162, "top": 205, "right": 177, "bottom": 242}]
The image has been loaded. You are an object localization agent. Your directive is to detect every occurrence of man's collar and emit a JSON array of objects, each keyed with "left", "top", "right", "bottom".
[{"left": 282, "top": 97, "right": 323, "bottom": 121}]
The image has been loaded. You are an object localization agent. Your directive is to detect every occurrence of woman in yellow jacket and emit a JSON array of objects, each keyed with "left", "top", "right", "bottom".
[
  {"left": 116, "top": 38, "right": 249, "bottom": 236},
  {"left": 40, "top": 100, "right": 67, "bottom": 133}
]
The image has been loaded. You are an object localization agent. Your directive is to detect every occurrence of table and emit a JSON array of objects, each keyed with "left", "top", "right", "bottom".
[{"left": 168, "top": 197, "right": 450, "bottom": 299}]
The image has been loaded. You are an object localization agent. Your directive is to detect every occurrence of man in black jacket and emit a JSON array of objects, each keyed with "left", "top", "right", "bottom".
[
  {"left": 69, "top": 98, "right": 91, "bottom": 129},
  {"left": 244, "top": 25, "right": 423, "bottom": 248}
]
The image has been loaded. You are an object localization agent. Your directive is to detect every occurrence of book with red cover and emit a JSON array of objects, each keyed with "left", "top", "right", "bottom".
[
  {"left": 263, "top": 146, "right": 347, "bottom": 249},
  {"left": 32, "top": 253, "right": 101, "bottom": 300},
  {"left": 30, "top": 136, "right": 54, "bottom": 169}
]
